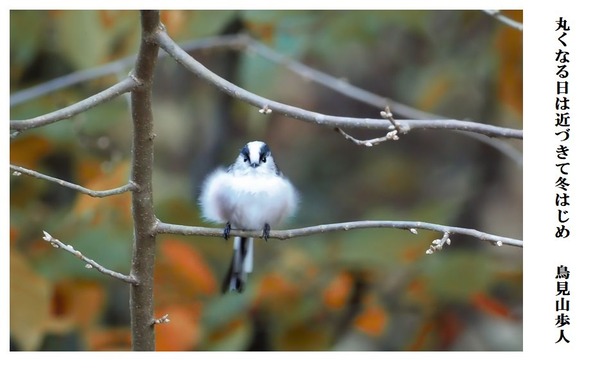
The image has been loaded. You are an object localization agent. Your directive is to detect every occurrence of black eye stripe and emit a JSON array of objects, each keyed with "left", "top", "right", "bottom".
[
  {"left": 259, "top": 143, "right": 271, "bottom": 163},
  {"left": 239, "top": 142, "right": 273, "bottom": 165},
  {"left": 259, "top": 143, "right": 271, "bottom": 155},
  {"left": 240, "top": 145, "right": 250, "bottom": 162}
]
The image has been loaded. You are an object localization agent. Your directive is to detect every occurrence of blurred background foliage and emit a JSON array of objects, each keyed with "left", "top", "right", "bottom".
[{"left": 10, "top": 10, "right": 522, "bottom": 351}]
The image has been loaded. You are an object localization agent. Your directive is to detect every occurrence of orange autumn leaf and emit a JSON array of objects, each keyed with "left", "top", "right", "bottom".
[
  {"left": 353, "top": 302, "right": 388, "bottom": 337},
  {"left": 323, "top": 272, "right": 353, "bottom": 310},
  {"left": 471, "top": 292, "right": 511, "bottom": 319},
  {"left": 80, "top": 161, "right": 129, "bottom": 192},
  {"left": 77, "top": 158, "right": 104, "bottom": 185},
  {"left": 72, "top": 162, "right": 131, "bottom": 224},
  {"left": 9, "top": 135, "right": 52, "bottom": 167},
  {"left": 161, "top": 10, "right": 187, "bottom": 37},
  {"left": 52, "top": 280, "right": 106, "bottom": 329},
  {"left": 159, "top": 238, "right": 217, "bottom": 295},
  {"left": 256, "top": 272, "right": 299, "bottom": 301},
  {"left": 155, "top": 304, "right": 202, "bottom": 351},
  {"left": 494, "top": 12, "right": 523, "bottom": 115},
  {"left": 87, "top": 327, "right": 131, "bottom": 351}
]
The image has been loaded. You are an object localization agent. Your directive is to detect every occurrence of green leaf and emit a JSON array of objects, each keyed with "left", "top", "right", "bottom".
[{"left": 55, "top": 11, "right": 111, "bottom": 70}]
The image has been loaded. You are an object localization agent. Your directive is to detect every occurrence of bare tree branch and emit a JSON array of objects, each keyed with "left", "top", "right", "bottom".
[
  {"left": 151, "top": 29, "right": 523, "bottom": 140},
  {"left": 128, "top": 10, "right": 161, "bottom": 352},
  {"left": 42, "top": 231, "right": 138, "bottom": 284},
  {"left": 245, "top": 35, "right": 522, "bottom": 163},
  {"left": 154, "top": 221, "right": 523, "bottom": 249},
  {"left": 483, "top": 10, "right": 523, "bottom": 31},
  {"left": 10, "top": 60, "right": 133, "bottom": 108},
  {"left": 9, "top": 35, "right": 247, "bottom": 107},
  {"left": 10, "top": 77, "right": 140, "bottom": 136},
  {"left": 243, "top": 35, "right": 438, "bottom": 121},
  {"left": 10, "top": 30, "right": 522, "bottom": 163},
  {"left": 10, "top": 164, "right": 136, "bottom": 197}
]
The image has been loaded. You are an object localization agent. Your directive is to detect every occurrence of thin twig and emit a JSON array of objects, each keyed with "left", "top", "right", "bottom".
[
  {"left": 42, "top": 231, "right": 138, "bottom": 284},
  {"left": 426, "top": 231, "right": 451, "bottom": 254},
  {"left": 381, "top": 106, "right": 406, "bottom": 133},
  {"left": 334, "top": 127, "right": 399, "bottom": 147},
  {"left": 483, "top": 10, "right": 523, "bottom": 31},
  {"left": 152, "top": 314, "right": 170, "bottom": 326},
  {"left": 333, "top": 106, "right": 418, "bottom": 148},
  {"left": 10, "top": 164, "right": 136, "bottom": 197},
  {"left": 336, "top": 105, "right": 410, "bottom": 147},
  {"left": 10, "top": 76, "right": 140, "bottom": 136},
  {"left": 151, "top": 29, "right": 523, "bottom": 140},
  {"left": 154, "top": 221, "right": 523, "bottom": 248}
]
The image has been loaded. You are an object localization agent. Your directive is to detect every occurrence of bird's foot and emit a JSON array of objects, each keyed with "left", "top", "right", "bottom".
[
  {"left": 261, "top": 223, "right": 271, "bottom": 242},
  {"left": 223, "top": 222, "right": 232, "bottom": 240}
]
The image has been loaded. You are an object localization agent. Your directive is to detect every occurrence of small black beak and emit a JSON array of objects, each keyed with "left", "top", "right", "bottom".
[{"left": 250, "top": 162, "right": 259, "bottom": 168}]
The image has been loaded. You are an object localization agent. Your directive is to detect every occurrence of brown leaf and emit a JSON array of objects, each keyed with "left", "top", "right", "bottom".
[
  {"left": 10, "top": 250, "right": 54, "bottom": 350},
  {"left": 277, "top": 322, "right": 329, "bottom": 351}
]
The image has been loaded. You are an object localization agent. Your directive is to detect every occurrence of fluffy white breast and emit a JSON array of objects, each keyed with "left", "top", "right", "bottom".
[{"left": 200, "top": 167, "right": 298, "bottom": 229}]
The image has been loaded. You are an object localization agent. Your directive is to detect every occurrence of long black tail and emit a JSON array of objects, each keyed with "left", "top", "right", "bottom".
[{"left": 222, "top": 237, "right": 252, "bottom": 293}]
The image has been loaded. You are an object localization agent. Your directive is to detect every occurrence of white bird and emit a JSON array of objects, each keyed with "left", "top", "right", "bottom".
[{"left": 199, "top": 141, "right": 298, "bottom": 293}]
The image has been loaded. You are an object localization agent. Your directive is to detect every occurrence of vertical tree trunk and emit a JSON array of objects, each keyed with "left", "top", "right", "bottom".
[{"left": 129, "top": 10, "right": 160, "bottom": 351}]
